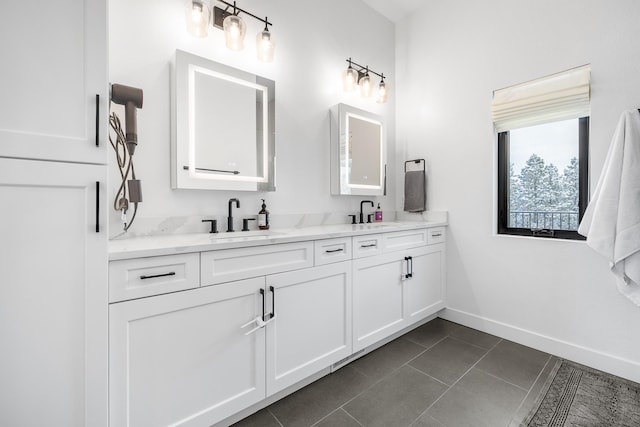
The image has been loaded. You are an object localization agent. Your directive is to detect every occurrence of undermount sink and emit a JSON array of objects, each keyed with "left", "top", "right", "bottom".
[
  {"left": 209, "top": 230, "right": 287, "bottom": 239},
  {"left": 354, "top": 222, "right": 391, "bottom": 229}
]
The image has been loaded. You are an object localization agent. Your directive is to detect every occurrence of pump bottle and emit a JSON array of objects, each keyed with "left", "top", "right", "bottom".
[{"left": 258, "top": 199, "right": 270, "bottom": 230}]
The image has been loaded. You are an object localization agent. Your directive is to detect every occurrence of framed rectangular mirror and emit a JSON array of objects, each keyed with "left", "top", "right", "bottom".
[
  {"left": 330, "top": 104, "right": 386, "bottom": 196},
  {"left": 171, "top": 50, "right": 275, "bottom": 191}
]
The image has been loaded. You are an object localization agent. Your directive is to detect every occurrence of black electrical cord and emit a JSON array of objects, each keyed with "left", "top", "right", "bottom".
[{"left": 109, "top": 112, "right": 138, "bottom": 231}]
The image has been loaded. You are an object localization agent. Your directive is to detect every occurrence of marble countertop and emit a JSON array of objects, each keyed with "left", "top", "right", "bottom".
[{"left": 109, "top": 220, "right": 448, "bottom": 261}]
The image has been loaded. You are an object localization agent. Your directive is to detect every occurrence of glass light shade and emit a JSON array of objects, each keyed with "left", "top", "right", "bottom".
[
  {"left": 342, "top": 67, "right": 359, "bottom": 92},
  {"left": 376, "top": 80, "right": 388, "bottom": 104},
  {"left": 223, "top": 14, "right": 246, "bottom": 51},
  {"left": 359, "top": 74, "right": 374, "bottom": 97},
  {"left": 184, "top": 0, "right": 210, "bottom": 38},
  {"left": 256, "top": 29, "right": 275, "bottom": 62}
]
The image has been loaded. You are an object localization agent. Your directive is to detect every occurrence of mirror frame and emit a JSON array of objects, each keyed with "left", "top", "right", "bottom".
[
  {"left": 171, "top": 49, "right": 276, "bottom": 191},
  {"left": 330, "top": 103, "right": 387, "bottom": 196}
]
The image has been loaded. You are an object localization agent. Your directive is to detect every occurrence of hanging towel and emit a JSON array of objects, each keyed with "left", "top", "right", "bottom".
[
  {"left": 404, "top": 170, "right": 426, "bottom": 212},
  {"left": 578, "top": 109, "right": 640, "bottom": 306}
]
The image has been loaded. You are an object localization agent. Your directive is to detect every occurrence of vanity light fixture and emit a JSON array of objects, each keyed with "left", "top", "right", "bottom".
[
  {"left": 184, "top": 0, "right": 275, "bottom": 62},
  {"left": 342, "top": 58, "right": 388, "bottom": 103}
]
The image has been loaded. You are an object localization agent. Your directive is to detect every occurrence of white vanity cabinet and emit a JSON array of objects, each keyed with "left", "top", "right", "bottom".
[
  {"left": 109, "top": 277, "right": 266, "bottom": 427},
  {"left": 266, "top": 261, "right": 352, "bottom": 395},
  {"left": 109, "top": 244, "right": 351, "bottom": 426},
  {"left": 353, "top": 228, "right": 445, "bottom": 352},
  {"left": 108, "top": 224, "right": 445, "bottom": 426}
]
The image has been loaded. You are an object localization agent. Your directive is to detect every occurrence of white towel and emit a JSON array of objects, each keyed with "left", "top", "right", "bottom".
[{"left": 578, "top": 109, "right": 640, "bottom": 305}]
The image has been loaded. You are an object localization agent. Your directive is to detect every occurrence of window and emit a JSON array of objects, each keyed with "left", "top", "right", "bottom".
[
  {"left": 492, "top": 65, "right": 590, "bottom": 240},
  {"left": 497, "top": 118, "right": 589, "bottom": 239}
]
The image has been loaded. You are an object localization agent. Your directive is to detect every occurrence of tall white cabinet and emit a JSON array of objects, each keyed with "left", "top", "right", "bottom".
[{"left": 0, "top": 0, "right": 108, "bottom": 425}]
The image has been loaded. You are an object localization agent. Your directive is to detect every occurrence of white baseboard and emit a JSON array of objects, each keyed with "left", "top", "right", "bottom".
[{"left": 440, "top": 308, "right": 640, "bottom": 383}]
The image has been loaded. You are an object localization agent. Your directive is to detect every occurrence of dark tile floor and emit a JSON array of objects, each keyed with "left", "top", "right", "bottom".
[{"left": 232, "top": 318, "right": 558, "bottom": 427}]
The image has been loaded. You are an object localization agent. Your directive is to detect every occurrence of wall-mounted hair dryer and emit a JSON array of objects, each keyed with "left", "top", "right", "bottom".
[
  {"left": 110, "top": 83, "right": 144, "bottom": 232},
  {"left": 110, "top": 83, "right": 143, "bottom": 155}
]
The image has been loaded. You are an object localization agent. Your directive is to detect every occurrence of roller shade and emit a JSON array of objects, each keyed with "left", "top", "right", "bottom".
[{"left": 491, "top": 64, "right": 590, "bottom": 132}]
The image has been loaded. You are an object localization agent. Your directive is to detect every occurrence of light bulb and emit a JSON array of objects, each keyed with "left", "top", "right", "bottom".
[
  {"left": 342, "top": 67, "right": 358, "bottom": 92},
  {"left": 359, "top": 73, "right": 373, "bottom": 97},
  {"left": 184, "top": 0, "right": 210, "bottom": 38},
  {"left": 376, "top": 79, "right": 388, "bottom": 104},
  {"left": 256, "top": 28, "right": 275, "bottom": 62},
  {"left": 223, "top": 14, "right": 246, "bottom": 51}
]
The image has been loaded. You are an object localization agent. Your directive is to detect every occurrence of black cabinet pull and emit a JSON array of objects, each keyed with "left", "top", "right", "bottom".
[
  {"left": 140, "top": 272, "right": 176, "bottom": 280},
  {"left": 431, "top": 233, "right": 442, "bottom": 237},
  {"left": 269, "top": 286, "right": 276, "bottom": 319},
  {"left": 325, "top": 248, "right": 344, "bottom": 253},
  {"left": 95, "top": 181, "right": 100, "bottom": 233},
  {"left": 360, "top": 243, "right": 377, "bottom": 248},
  {"left": 404, "top": 256, "right": 414, "bottom": 279},
  {"left": 408, "top": 256, "right": 413, "bottom": 278},
  {"left": 95, "top": 94, "right": 100, "bottom": 147},
  {"left": 260, "top": 288, "right": 266, "bottom": 322}
]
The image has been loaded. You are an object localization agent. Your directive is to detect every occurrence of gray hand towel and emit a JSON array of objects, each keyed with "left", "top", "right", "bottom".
[{"left": 404, "top": 170, "right": 426, "bottom": 212}]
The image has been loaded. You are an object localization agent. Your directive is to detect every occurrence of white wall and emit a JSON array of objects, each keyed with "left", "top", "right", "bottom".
[
  {"left": 109, "top": 0, "right": 395, "bottom": 236},
  {"left": 396, "top": 0, "right": 640, "bottom": 381}
]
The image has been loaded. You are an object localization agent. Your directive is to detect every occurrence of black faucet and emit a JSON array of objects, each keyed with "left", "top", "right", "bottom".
[
  {"left": 227, "top": 198, "right": 240, "bottom": 232},
  {"left": 359, "top": 200, "right": 374, "bottom": 224}
]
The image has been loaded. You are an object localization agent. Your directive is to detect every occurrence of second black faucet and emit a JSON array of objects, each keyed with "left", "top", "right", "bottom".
[{"left": 359, "top": 200, "right": 374, "bottom": 224}]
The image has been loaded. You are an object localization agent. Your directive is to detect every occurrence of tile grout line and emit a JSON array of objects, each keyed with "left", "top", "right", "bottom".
[
  {"left": 506, "top": 354, "right": 554, "bottom": 426},
  {"left": 309, "top": 407, "right": 363, "bottom": 427},
  {"left": 334, "top": 338, "right": 437, "bottom": 414},
  {"left": 267, "top": 407, "right": 285, "bottom": 427},
  {"left": 408, "top": 337, "right": 505, "bottom": 426},
  {"left": 334, "top": 335, "right": 451, "bottom": 426}
]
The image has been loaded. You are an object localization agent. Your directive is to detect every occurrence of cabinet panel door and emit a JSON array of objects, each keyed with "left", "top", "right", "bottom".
[
  {"left": 266, "top": 262, "right": 352, "bottom": 395},
  {"left": 109, "top": 278, "right": 266, "bottom": 427},
  {"left": 405, "top": 246, "right": 445, "bottom": 323},
  {"left": 0, "top": 0, "right": 107, "bottom": 164},
  {"left": 0, "top": 158, "right": 107, "bottom": 426},
  {"left": 352, "top": 253, "right": 405, "bottom": 352}
]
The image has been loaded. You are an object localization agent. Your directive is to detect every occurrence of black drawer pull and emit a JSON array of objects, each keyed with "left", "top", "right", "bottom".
[
  {"left": 269, "top": 286, "right": 276, "bottom": 319},
  {"left": 95, "top": 181, "right": 100, "bottom": 233},
  {"left": 140, "top": 272, "right": 176, "bottom": 280},
  {"left": 95, "top": 94, "right": 100, "bottom": 146},
  {"left": 360, "top": 243, "right": 377, "bottom": 248},
  {"left": 325, "top": 248, "right": 344, "bottom": 253},
  {"left": 431, "top": 233, "right": 442, "bottom": 237}
]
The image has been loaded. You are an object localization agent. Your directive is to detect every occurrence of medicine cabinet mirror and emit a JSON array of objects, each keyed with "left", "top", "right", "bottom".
[
  {"left": 330, "top": 103, "right": 386, "bottom": 196},
  {"left": 171, "top": 49, "right": 275, "bottom": 191}
]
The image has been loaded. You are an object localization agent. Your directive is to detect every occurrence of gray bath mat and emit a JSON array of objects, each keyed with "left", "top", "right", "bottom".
[{"left": 523, "top": 360, "right": 640, "bottom": 426}]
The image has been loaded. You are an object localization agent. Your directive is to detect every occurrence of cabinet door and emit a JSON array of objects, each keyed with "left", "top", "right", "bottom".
[
  {"left": 0, "top": 158, "right": 108, "bottom": 426},
  {"left": 0, "top": 0, "right": 108, "bottom": 164},
  {"left": 405, "top": 245, "right": 446, "bottom": 323},
  {"left": 266, "top": 262, "right": 352, "bottom": 395},
  {"left": 352, "top": 253, "right": 405, "bottom": 352},
  {"left": 109, "top": 278, "right": 267, "bottom": 427}
]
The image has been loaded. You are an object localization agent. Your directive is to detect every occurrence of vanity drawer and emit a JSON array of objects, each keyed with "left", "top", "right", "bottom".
[
  {"left": 382, "top": 229, "right": 428, "bottom": 252},
  {"left": 109, "top": 253, "right": 200, "bottom": 303},
  {"left": 352, "top": 234, "right": 383, "bottom": 258},
  {"left": 201, "top": 241, "right": 314, "bottom": 286},
  {"left": 427, "top": 227, "right": 446, "bottom": 245},
  {"left": 314, "top": 237, "right": 352, "bottom": 265}
]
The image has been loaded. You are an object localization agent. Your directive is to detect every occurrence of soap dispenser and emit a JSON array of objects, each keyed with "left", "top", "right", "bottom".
[
  {"left": 258, "top": 199, "right": 270, "bottom": 230},
  {"left": 374, "top": 203, "right": 383, "bottom": 222}
]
